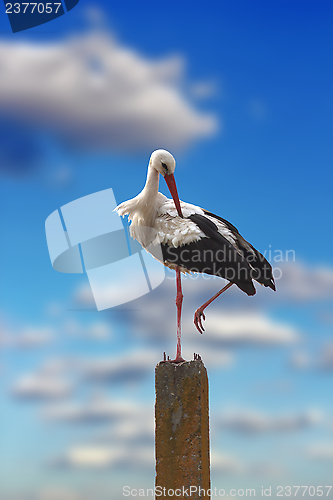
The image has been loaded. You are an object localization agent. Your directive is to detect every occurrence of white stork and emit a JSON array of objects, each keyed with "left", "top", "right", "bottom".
[{"left": 115, "top": 149, "right": 275, "bottom": 362}]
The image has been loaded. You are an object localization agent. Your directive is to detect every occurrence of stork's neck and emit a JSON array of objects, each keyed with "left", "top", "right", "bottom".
[
  {"left": 139, "top": 167, "right": 159, "bottom": 205},
  {"left": 142, "top": 165, "right": 159, "bottom": 195},
  {"left": 127, "top": 167, "right": 160, "bottom": 248},
  {"left": 132, "top": 167, "right": 160, "bottom": 227}
]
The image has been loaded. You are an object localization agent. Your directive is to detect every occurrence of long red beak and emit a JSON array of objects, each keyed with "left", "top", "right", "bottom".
[{"left": 164, "top": 173, "right": 183, "bottom": 218}]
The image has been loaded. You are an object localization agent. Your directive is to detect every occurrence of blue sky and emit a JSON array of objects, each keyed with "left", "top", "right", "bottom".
[{"left": 0, "top": 1, "right": 333, "bottom": 499}]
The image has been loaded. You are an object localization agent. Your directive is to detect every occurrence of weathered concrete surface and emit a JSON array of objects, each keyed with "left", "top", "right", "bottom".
[{"left": 155, "top": 360, "right": 210, "bottom": 498}]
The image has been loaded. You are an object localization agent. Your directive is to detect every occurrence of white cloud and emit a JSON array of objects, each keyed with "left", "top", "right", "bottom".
[
  {"left": 290, "top": 342, "right": 333, "bottom": 372},
  {"left": 317, "top": 342, "right": 333, "bottom": 370},
  {"left": 88, "top": 273, "right": 298, "bottom": 349},
  {"left": 173, "top": 261, "right": 333, "bottom": 306},
  {"left": 0, "top": 32, "right": 217, "bottom": 151},
  {"left": 290, "top": 351, "right": 312, "bottom": 369},
  {"left": 87, "top": 322, "right": 112, "bottom": 340},
  {"left": 307, "top": 443, "right": 333, "bottom": 460},
  {"left": 210, "top": 450, "right": 244, "bottom": 474},
  {"left": 0, "top": 489, "right": 90, "bottom": 500},
  {"left": 275, "top": 262, "right": 333, "bottom": 302},
  {"left": 47, "top": 398, "right": 156, "bottom": 470},
  {"left": 45, "top": 301, "right": 64, "bottom": 317},
  {"left": 250, "top": 463, "right": 285, "bottom": 478},
  {"left": 0, "top": 325, "right": 54, "bottom": 348},
  {"left": 35, "top": 489, "right": 84, "bottom": 500},
  {"left": 15, "top": 327, "right": 55, "bottom": 347},
  {"left": 184, "top": 311, "right": 298, "bottom": 346},
  {"left": 11, "top": 373, "right": 72, "bottom": 400},
  {"left": 74, "top": 284, "right": 95, "bottom": 307},
  {"left": 79, "top": 347, "right": 231, "bottom": 384},
  {"left": 55, "top": 445, "right": 124, "bottom": 468},
  {"left": 73, "top": 273, "right": 298, "bottom": 370},
  {"left": 81, "top": 349, "right": 159, "bottom": 383},
  {"left": 64, "top": 319, "right": 113, "bottom": 341},
  {"left": 94, "top": 404, "right": 154, "bottom": 446},
  {"left": 42, "top": 392, "right": 146, "bottom": 424},
  {"left": 38, "top": 357, "right": 78, "bottom": 376},
  {"left": 72, "top": 265, "right": 301, "bottom": 372},
  {"left": 182, "top": 344, "right": 234, "bottom": 368},
  {"left": 217, "top": 408, "right": 322, "bottom": 434},
  {"left": 51, "top": 443, "right": 153, "bottom": 470},
  {"left": 96, "top": 417, "right": 154, "bottom": 446}
]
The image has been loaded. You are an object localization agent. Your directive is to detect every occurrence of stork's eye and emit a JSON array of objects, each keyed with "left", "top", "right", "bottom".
[{"left": 161, "top": 162, "right": 169, "bottom": 173}]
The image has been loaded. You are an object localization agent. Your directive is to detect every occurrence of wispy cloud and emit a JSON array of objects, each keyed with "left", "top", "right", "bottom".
[
  {"left": 274, "top": 262, "right": 333, "bottom": 302},
  {"left": 183, "top": 311, "right": 298, "bottom": 346},
  {"left": 307, "top": 443, "right": 333, "bottom": 460},
  {"left": 76, "top": 257, "right": 333, "bottom": 310},
  {"left": 42, "top": 392, "right": 147, "bottom": 424},
  {"left": 36, "top": 489, "right": 86, "bottom": 500},
  {"left": 94, "top": 407, "right": 154, "bottom": 447},
  {"left": 290, "top": 341, "right": 333, "bottom": 371},
  {"left": 64, "top": 319, "right": 113, "bottom": 341},
  {"left": 11, "top": 373, "right": 73, "bottom": 400},
  {"left": 80, "top": 349, "right": 160, "bottom": 384},
  {"left": 75, "top": 270, "right": 298, "bottom": 339},
  {"left": 210, "top": 450, "right": 245, "bottom": 473},
  {"left": 0, "top": 325, "right": 54, "bottom": 349},
  {"left": 49, "top": 443, "right": 154, "bottom": 470},
  {"left": 216, "top": 408, "right": 322, "bottom": 434}
]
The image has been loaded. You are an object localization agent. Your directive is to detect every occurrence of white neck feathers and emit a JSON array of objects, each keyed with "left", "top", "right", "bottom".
[{"left": 115, "top": 166, "right": 160, "bottom": 247}]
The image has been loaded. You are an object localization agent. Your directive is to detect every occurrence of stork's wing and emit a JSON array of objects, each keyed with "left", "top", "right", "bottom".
[
  {"left": 161, "top": 213, "right": 256, "bottom": 296},
  {"left": 203, "top": 210, "right": 276, "bottom": 291}
]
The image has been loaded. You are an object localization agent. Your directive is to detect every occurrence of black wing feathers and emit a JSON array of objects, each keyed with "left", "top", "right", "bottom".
[
  {"left": 203, "top": 210, "right": 240, "bottom": 235},
  {"left": 162, "top": 213, "right": 256, "bottom": 296},
  {"left": 203, "top": 210, "right": 276, "bottom": 291},
  {"left": 161, "top": 211, "right": 275, "bottom": 295}
]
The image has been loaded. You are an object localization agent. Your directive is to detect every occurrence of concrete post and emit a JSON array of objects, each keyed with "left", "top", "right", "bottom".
[{"left": 155, "top": 359, "right": 210, "bottom": 499}]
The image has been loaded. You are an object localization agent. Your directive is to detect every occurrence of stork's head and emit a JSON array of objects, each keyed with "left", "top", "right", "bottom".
[
  {"left": 149, "top": 149, "right": 182, "bottom": 217},
  {"left": 149, "top": 149, "right": 176, "bottom": 176}
]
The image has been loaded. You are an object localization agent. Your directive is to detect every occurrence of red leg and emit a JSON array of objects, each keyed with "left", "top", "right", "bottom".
[
  {"left": 171, "top": 268, "right": 185, "bottom": 363},
  {"left": 194, "top": 282, "right": 233, "bottom": 334}
]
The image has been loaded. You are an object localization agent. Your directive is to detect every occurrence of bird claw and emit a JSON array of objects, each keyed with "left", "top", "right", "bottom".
[
  {"left": 161, "top": 352, "right": 185, "bottom": 363},
  {"left": 194, "top": 309, "right": 206, "bottom": 334}
]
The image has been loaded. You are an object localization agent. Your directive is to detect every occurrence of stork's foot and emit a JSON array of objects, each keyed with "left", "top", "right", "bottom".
[
  {"left": 170, "top": 355, "right": 185, "bottom": 363},
  {"left": 194, "top": 308, "right": 206, "bottom": 334},
  {"left": 161, "top": 352, "right": 185, "bottom": 363}
]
